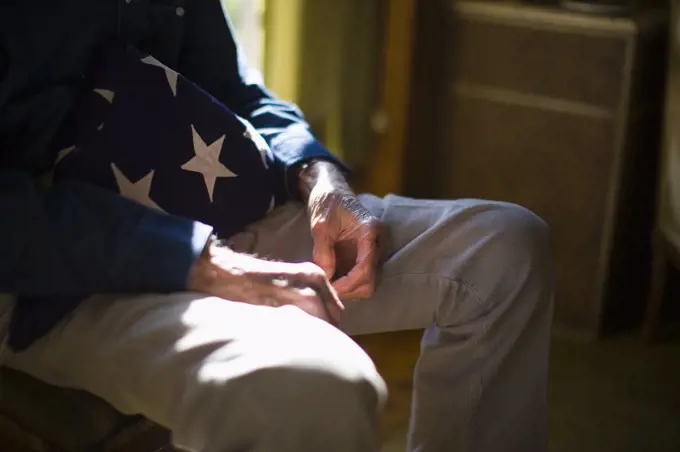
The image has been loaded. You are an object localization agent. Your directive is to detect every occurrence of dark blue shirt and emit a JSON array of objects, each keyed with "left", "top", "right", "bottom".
[{"left": 0, "top": 0, "right": 342, "bottom": 350}]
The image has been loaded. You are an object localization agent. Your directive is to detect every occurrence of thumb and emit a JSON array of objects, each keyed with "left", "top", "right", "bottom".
[{"left": 312, "top": 230, "right": 336, "bottom": 279}]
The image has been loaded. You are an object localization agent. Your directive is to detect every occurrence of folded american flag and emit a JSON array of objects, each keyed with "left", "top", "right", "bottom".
[{"left": 51, "top": 40, "right": 277, "bottom": 239}]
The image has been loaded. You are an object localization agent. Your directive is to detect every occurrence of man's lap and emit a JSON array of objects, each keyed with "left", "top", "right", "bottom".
[
  {"left": 2, "top": 194, "right": 551, "bottom": 447},
  {"left": 5, "top": 192, "right": 547, "bottom": 373}
]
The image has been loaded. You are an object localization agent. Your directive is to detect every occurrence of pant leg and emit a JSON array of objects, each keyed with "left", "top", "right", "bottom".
[
  {"left": 228, "top": 194, "right": 555, "bottom": 452},
  {"left": 5, "top": 293, "right": 387, "bottom": 452}
]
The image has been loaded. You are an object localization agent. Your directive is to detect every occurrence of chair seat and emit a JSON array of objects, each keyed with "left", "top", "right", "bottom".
[{"left": 0, "top": 368, "right": 169, "bottom": 452}]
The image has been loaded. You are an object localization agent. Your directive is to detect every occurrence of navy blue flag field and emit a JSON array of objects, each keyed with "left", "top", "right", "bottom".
[{"left": 51, "top": 40, "right": 278, "bottom": 239}]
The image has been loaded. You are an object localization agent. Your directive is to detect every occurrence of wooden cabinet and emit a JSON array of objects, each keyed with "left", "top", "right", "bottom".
[{"left": 405, "top": 0, "right": 668, "bottom": 339}]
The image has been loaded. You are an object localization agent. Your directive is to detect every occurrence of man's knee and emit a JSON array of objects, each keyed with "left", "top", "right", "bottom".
[
  {"left": 173, "top": 307, "right": 386, "bottom": 451},
  {"left": 212, "top": 365, "right": 384, "bottom": 451},
  {"left": 485, "top": 202, "right": 552, "bottom": 269},
  {"left": 434, "top": 201, "right": 553, "bottom": 326},
  {"left": 471, "top": 201, "right": 553, "bottom": 309}
]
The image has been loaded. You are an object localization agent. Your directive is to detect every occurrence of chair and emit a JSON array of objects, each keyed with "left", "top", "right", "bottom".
[{"left": 0, "top": 367, "right": 175, "bottom": 452}]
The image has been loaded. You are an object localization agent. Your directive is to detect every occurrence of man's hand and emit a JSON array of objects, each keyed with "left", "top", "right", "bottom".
[
  {"left": 188, "top": 241, "right": 344, "bottom": 324},
  {"left": 298, "top": 160, "right": 381, "bottom": 301}
]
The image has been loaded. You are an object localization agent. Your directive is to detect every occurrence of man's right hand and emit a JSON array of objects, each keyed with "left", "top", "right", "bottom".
[{"left": 187, "top": 239, "right": 344, "bottom": 324}]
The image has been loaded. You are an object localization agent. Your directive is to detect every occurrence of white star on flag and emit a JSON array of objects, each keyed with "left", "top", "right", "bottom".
[
  {"left": 141, "top": 55, "right": 179, "bottom": 96},
  {"left": 181, "top": 125, "right": 237, "bottom": 202},
  {"left": 111, "top": 163, "right": 164, "bottom": 212},
  {"left": 94, "top": 89, "right": 115, "bottom": 103},
  {"left": 55, "top": 146, "right": 76, "bottom": 165}
]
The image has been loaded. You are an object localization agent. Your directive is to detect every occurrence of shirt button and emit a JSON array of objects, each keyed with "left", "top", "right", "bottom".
[{"left": 176, "top": 6, "right": 185, "bottom": 17}]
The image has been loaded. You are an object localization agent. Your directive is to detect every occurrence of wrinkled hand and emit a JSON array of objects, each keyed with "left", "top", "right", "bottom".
[
  {"left": 188, "top": 242, "right": 344, "bottom": 324},
  {"left": 299, "top": 161, "right": 381, "bottom": 300}
]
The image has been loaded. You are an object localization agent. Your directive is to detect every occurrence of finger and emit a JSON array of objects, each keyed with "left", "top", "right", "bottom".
[
  {"left": 356, "top": 224, "right": 380, "bottom": 264},
  {"left": 332, "top": 249, "right": 377, "bottom": 298},
  {"left": 297, "top": 269, "right": 345, "bottom": 322},
  {"left": 337, "top": 282, "right": 375, "bottom": 302},
  {"left": 311, "top": 225, "right": 337, "bottom": 279},
  {"left": 295, "top": 287, "right": 338, "bottom": 325},
  {"left": 332, "top": 230, "right": 379, "bottom": 296},
  {"left": 332, "top": 263, "right": 375, "bottom": 300},
  {"left": 270, "top": 286, "right": 333, "bottom": 324},
  {"left": 310, "top": 280, "right": 344, "bottom": 322},
  {"left": 287, "top": 263, "right": 345, "bottom": 314}
]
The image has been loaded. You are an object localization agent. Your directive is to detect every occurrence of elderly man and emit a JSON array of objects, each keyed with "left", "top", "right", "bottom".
[{"left": 0, "top": 1, "right": 553, "bottom": 451}]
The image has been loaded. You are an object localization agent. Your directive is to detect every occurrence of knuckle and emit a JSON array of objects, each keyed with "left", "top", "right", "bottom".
[
  {"left": 263, "top": 297, "right": 282, "bottom": 307},
  {"left": 359, "top": 221, "right": 379, "bottom": 238},
  {"left": 368, "top": 219, "right": 381, "bottom": 234},
  {"left": 298, "top": 262, "right": 326, "bottom": 279},
  {"left": 297, "top": 286, "right": 319, "bottom": 300},
  {"left": 312, "top": 215, "right": 329, "bottom": 225},
  {"left": 310, "top": 218, "right": 329, "bottom": 232},
  {"left": 303, "top": 292, "right": 321, "bottom": 303},
  {"left": 313, "top": 253, "right": 332, "bottom": 267}
]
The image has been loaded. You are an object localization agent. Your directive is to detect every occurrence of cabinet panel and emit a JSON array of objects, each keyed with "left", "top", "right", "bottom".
[
  {"left": 406, "top": 0, "right": 668, "bottom": 338},
  {"left": 449, "top": 15, "right": 628, "bottom": 110}
]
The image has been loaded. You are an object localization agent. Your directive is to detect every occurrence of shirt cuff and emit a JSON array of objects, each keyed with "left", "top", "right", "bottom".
[
  {"left": 112, "top": 209, "right": 214, "bottom": 292},
  {"left": 269, "top": 126, "right": 351, "bottom": 200}
]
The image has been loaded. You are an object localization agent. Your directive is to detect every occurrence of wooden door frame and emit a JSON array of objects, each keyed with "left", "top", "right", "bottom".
[{"left": 365, "top": 0, "right": 417, "bottom": 196}]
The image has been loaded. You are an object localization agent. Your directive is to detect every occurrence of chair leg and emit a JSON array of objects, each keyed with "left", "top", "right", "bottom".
[{"left": 643, "top": 233, "right": 668, "bottom": 342}]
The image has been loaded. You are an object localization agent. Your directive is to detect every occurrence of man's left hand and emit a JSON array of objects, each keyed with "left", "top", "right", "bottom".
[{"left": 298, "top": 160, "right": 381, "bottom": 301}]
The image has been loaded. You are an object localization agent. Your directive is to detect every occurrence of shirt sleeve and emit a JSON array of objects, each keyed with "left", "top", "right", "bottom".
[
  {"left": 178, "top": 0, "right": 349, "bottom": 199},
  {"left": 0, "top": 169, "right": 213, "bottom": 295}
]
